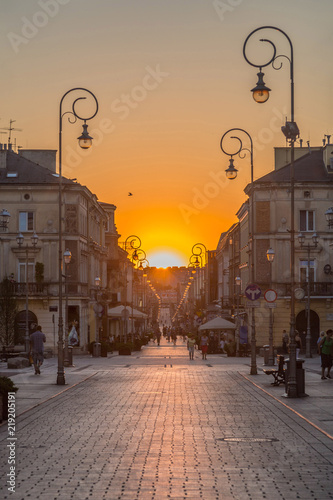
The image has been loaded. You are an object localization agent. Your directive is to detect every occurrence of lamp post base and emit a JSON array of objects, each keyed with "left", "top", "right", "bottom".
[{"left": 56, "top": 373, "right": 66, "bottom": 385}]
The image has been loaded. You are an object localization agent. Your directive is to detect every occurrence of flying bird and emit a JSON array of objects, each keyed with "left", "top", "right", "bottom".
[{"left": 128, "top": 192, "right": 133, "bottom": 196}]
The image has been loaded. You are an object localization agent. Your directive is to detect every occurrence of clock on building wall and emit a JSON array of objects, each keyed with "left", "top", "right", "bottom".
[{"left": 294, "top": 288, "right": 305, "bottom": 300}]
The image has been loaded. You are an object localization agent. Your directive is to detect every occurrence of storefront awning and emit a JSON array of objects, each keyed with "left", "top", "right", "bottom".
[
  {"left": 198, "top": 316, "right": 236, "bottom": 331},
  {"left": 107, "top": 305, "right": 147, "bottom": 319}
]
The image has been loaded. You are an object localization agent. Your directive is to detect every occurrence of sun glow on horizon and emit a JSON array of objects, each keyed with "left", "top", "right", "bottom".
[{"left": 148, "top": 249, "right": 187, "bottom": 269}]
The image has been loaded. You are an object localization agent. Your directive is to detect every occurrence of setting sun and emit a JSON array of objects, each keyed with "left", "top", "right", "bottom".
[{"left": 148, "top": 249, "right": 187, "bottom": 268}]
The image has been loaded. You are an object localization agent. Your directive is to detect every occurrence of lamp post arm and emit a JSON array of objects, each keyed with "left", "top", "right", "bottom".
[
  {"left": 243, "top": 26, "right": 294, "bottom": 121},
  {"left": 220, "top": 128, "right": 253, "bottom": 183}
]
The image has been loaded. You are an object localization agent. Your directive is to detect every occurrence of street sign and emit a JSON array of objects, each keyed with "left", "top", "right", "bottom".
[
  {"left": 264, "top": 289, "right": 277, "bottom": 303},
  {"left": 266, "top": 303, "right": 277, "bottom": 308},
  {"left": 246, "top": 300, "right": 260, "bottom": 308},
  {"left": 245, "top": 284, "right": 261, "bottom": 301}
]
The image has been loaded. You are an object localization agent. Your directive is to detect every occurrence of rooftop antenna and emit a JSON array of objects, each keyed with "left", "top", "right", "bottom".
[
  {"left": 0, "top": 119, "right": 22, "bottom": 145},
  {"left": 325, "top": 135, "right": 331, "bottom": 145}
]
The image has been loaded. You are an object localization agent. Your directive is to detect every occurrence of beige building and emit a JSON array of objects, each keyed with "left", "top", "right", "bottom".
[
  {"left": 215, "top": 144, "right": 333, "bottom": 351},
  {"left": 0, "top": 146, "right": 121, "bottom": 352}
]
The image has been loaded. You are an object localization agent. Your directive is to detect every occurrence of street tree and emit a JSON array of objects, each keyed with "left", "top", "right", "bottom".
[{"left": 0, "top": 278, "right": 18, "bottom": 347}]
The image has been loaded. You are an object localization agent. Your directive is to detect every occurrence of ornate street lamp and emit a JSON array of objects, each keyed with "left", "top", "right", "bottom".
[
  {"left": 0, "top": 209, "right": 11, "bottom": 230},
  {"left": 57, "top": 88, "right": 98, "bottom": 385},
  {"left": 243, "top": 26, "right": 299, "bottom": 397},
  {"left": 16, "top": 232, "right": 39, "bottom": 353},
  {"left": 235, "top": 276, "right": 242, "bottom": 357},
  {"left": 220, "top": 128, "right": 257, "bottom": 375},
  {"left": 191, "top": 243, "right": 207, "bottom": 267},
  {"left": 93, "top": 276, "right": 102, "bottom": 357},
  {"left": 297, "top": 233, "right": 319, "bottom": 358},
  {"left": 63, "top": 249, "right": 72, "bottom": 367},
  {"left": 266, "top": 248, "right": 275, "bottom": 366},
  {"left": 325, "top": 207, "right": 333, "bottom": 228}
]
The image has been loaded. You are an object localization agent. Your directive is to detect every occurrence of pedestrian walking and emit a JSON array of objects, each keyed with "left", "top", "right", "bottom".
[
  {"left": 200, "top": 333, "right": 209, "bottom": 360},
  {"left": 318, "top": 329, "right": 333, "bottom": 379},
  {"left": 317, "top": 331, "right": 325, "bottom": 354},
  {"left": 30, "top": 325, "right": 46, "bottom": 375},
  {"left": 282, "top": 329, "right": 289, "bottom": 354},
  {"left": 295, "top": 331, "right": 302, "bottom": 359},
  {"left": 187, "top": 335, "right": 196, "bottom": 360}
]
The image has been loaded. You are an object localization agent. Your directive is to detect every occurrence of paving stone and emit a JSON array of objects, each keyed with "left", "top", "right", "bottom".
[{"left": 0, "top": 340, "right": 333, "bottom": 499}]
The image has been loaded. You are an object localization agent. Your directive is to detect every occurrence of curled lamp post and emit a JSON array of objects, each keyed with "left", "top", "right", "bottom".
[
  {"left": 16, "top": 232, "right": 39, "bottom": 353},
  {"left": 235, "top": 276, "right": 242, "bottom": 357},
  {"left": 243, "top": 26, "right": 299, "bottom": 397},
  {"left": 190, "top": 243, "right": 207, "bottom": 311},
  {"left": 63, "top": 249, "right": 72, "bottom": 367},
  {"left": 191, "top": 243, "right": 207, "bottom": 267},
  {"left": 57, "top": 88, "right": 98, "bottom": 385},
  {"left": 266, "top": 248, "right": 275, "bottom": 366},
  {"left": 297, "top": 233, "right": 319, "bottom": 358},
  {"left": 93, "top": 276, "right": 102, "bottom": 357},
  {"left": 123, "top": 235, "right": 143, "bottom": 341},
  {"left": 220, "top": 128, "right": 257, "bottom": 375}
]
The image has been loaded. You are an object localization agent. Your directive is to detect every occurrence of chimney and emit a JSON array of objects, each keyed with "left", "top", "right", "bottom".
[
  {"left": 0, "top": 148, "right": 7, "bottom": 169},
  {"left": 19, "top": 149, "right": 57, "bottom": 172},
  {"left": 323, "top": 143, "right": 333, "bottom": 172}
]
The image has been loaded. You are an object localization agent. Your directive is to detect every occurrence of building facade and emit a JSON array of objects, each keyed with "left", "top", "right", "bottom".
[
  {"left": 215, "top": 144, "right": 333, "bottom": 351},
  {"left": 0, "top": 147, "right": 119, "bottom": 352}
]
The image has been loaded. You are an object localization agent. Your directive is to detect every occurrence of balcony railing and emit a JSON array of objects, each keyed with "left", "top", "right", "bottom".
[
  {"left": 218, "top": 281, "right": 333, "bottom": 310},
  {"left": 275, "top": 282, "right": 333, "bottom": 297},
  {"left": 12, "top": 282, "right": 89, "bottom": 297}
]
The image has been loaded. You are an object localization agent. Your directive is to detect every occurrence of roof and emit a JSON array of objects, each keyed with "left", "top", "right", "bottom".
[
  {"left": 0, "top": 151, "right": 76, "bottom": 185},
  {"left": 251, "top": 149, "right": 331, "bottom": 187}
]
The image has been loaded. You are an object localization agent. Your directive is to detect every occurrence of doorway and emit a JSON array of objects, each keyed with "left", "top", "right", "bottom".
[
  {"left": 295, "top": 309, "right": 320, "bottom": 353},
  {"left": 14, "top": 310, "right": 38, "bottom": 345}
]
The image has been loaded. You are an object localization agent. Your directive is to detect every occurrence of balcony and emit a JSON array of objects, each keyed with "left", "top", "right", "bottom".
[
  {"left": 12, "top": 282, "right": 89, "bottom": 297},
  {"left": 254, "top": 282, "right": 333, "bottom": 298},
  {"left": 277, "top": 282, "right": 333, "bottom": 297}
]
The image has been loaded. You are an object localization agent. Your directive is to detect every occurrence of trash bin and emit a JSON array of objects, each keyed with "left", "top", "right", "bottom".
[
  {"left": 285, "top": 358, "right": 306, "bottom": 397},
  {"left": 263, "top": 345, "right": 269, "bottom": 365},
  {"left": 93, "top": 342, "right": 101, "bottom": 357},
  {"left": 101, "top": 343, "right": 108, "bottom": 357}
]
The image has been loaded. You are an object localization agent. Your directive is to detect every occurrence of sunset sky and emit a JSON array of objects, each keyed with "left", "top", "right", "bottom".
[{"left": 1, "top": 0, "right": 332, "bottom": 267}]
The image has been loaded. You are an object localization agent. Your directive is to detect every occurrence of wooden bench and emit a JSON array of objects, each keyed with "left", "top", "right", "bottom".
[{"left": 263, "top": 354, "right": 285, "bottom": 386}]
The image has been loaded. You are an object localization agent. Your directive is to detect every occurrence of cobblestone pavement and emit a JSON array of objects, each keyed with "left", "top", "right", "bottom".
[{"left": 1, "top": 339, "right": 333, "bottom": 500}]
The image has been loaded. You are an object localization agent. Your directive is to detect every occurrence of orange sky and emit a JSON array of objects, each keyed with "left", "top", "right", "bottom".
[{"left": 1, "top": 1, "right": 332, "bottom": 267}]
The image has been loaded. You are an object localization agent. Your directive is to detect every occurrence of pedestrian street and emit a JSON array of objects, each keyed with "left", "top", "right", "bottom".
[{"left": 1, "top": 337, "right": 333, "bottom": 500}]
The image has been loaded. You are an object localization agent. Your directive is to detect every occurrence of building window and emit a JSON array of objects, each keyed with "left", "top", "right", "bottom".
[
  {"left": 299, "top": 259, "right": 315, "bottom": 282},
  {"left": 300, "top": 210, "right": 314, "bottom": 232},
  {"left": 19, "top": 211, "right": 34, "bottom": 232},
  {"left": 18, "top": 261, "right": 35, "bottom": 282}
]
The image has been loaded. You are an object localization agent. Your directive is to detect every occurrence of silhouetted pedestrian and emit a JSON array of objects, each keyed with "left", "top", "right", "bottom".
[
  {"left": 200, "top": 334, "right": 208, "bottom": 360},
  {"left": 318, "top": 329, "right": 333, "bottom": 379},
  {"left": 187, "top": 335, "right": 196, "bottom": 360},
  {"left": 30, "top": 325, "right": 46, "bottom": 375}
]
